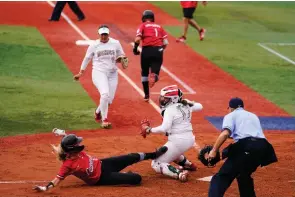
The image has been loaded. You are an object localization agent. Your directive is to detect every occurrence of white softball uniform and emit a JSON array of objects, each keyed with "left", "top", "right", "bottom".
[
  {"left": 80, "top": 38, "right": 125, "bottom": 120},
  {"left": 150, "top": 102, "right": 203, "bottom": 178}
]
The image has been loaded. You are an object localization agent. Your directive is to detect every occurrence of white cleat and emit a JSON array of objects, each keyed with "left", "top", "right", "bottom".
[{"left": 52, "top": 128, "right": 66, "bottom": 136}]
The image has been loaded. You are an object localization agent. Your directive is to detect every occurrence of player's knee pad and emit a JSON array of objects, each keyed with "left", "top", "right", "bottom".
[{"left": 151, "top": 160, "right": 179, "bottom": 179}]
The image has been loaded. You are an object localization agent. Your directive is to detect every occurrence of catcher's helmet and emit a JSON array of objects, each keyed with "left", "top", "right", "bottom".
[
  {"left": 61, "top": 134, "right": 85, "bottom": 153},
  {"left": 229, "top": 97, "right": 244, "bottom": 109},
  {"left": 159, "top": 85, "right": 183, "bottom": 110},
  {"left": 142, "top": 10, "right": 155, "bottom": 22}
]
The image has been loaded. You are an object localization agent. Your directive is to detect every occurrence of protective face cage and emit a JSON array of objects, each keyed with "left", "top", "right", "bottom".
[{"left": 61, "top": 134, "right": 85, "bottom": 153}]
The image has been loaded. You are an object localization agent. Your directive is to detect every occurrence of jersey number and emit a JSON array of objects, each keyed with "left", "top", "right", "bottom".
[{"left": 154, "top": 28, "right": 158, "bottom": 37}]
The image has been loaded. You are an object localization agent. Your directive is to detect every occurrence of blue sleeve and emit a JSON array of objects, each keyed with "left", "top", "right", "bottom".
[{"left": 222, "top": 114, "right": 234, "bottom": 133}]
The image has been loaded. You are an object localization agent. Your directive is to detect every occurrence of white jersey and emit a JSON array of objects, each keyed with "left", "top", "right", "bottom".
[
  {"left": 82, "top": 38, "right": 125, "bottom": 72},
  {"left": 151, "top": 102, "right": 203, "bottom": 136}
]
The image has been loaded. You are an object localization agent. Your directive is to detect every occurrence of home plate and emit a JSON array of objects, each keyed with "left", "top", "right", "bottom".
[{"left": 197, "top": 176, "right": 212, "bottom": 182}]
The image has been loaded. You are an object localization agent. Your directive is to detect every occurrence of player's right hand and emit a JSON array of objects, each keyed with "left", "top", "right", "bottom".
[
  {"left": 73, "top": 73, "right": 82, "bottom": 81},
  {"left": 133, "top": 49, "right": 140, "bottom": 55},
  {"left": 33, "top": 185, "right": 47, "bottom": 192}
]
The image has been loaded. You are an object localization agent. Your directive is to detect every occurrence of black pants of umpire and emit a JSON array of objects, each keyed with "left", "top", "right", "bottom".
[
  {"left": 50, "top": 1, "right": 85, "bottom": 21},
  {"left": 96, "top": 153, "right": 142, "bottom": 185},
  {"left": 209, "top": 137, "right": 277, "bottom": 197}
]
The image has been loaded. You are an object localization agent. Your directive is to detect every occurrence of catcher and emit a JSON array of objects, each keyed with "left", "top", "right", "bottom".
[
  {"left": 140, "top": 85, "right": 203, "bottom": 182},
  {"left": 33, "top": 133, "right": 167, "bottom": 192}
]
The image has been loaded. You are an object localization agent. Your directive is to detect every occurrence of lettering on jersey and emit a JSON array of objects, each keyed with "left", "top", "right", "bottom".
[
  {"left": 96, "top": 50, "right": 115, "bottom": 58},
  {"left": 177, "top": 105, "right": 191, "bottom": 120},
  {"left": 86, "top": 156, "right": 94, "bottom": 176},
  {"left": 145, "top": 24, "right": 161, "bottom": 28}
]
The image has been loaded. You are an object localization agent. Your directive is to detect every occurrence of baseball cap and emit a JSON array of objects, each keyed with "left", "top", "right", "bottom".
[
  {"left": 228, "top": 97, "right": 244, "bottom": 109},
  {"left": 98, "top": 25, "right": 110, "bottom": 35}
]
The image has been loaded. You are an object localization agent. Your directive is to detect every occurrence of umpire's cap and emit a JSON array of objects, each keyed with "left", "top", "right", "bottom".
[
  {"left": 61, "top": 134, "right": 85, "bottom": 153},
  {"left": 229, "top": 97, "right": 244, "bottom": 109},
  {"left": 142, "top": 10, "right": 155, "bottom": 22}
]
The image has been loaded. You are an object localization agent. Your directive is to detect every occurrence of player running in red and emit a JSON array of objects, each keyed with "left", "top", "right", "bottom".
[
  {"left": 176, "top": 1, "right": 207, "bottom": 43},
  {"left": 133, "top": 10, "right": 169, "bottom": 102},
  {"left": 32, "top": 133, "right": 167, "bottom": 192}
]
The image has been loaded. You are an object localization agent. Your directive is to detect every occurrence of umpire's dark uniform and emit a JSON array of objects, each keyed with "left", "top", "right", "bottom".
[
  {"left": 49, "top": 1, "right": 85, "bottom": 21},
  {"left": 209, "top": 98, "right": 278, "bottom": 197}
]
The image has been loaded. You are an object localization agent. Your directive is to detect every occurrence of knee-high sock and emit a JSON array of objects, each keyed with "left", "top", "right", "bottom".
[{"left": 100, "top": 93, "right": 109, "bottom": 120}]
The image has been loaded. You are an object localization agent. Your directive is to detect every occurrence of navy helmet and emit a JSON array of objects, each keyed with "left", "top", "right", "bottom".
[
  {"left": 229, "top": 97, "right": 244, "bottom": 109},
  {"left": 142, "top": 10, "right": 155, "bottom": 22},
  {"left": 61, "top": 134, "right": 84, "bottom": 153}
]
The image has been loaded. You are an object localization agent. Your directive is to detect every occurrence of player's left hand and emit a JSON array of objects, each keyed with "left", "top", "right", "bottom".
[
  {"left": 33, "top": 185, "right": 47, "bottom": 192},
  {"left": 117, "top": 56, "right": 129, "bottom": 69}
]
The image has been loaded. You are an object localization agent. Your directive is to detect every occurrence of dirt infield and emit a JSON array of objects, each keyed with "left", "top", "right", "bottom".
[{"left": 0, "top": 2, "right": 294, "bottom": 197}]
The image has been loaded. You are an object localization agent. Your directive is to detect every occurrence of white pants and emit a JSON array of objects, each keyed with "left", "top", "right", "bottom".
[{"left": 92, "top": 69, "right": 118, "bottom": 120}]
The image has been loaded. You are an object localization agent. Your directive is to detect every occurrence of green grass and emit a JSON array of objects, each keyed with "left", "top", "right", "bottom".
[
  {"left": 0, "top": 25, "right": 100, "bottom": 136},
  {"left": 153, "top": 2, "right": 295, "bottom": 115}
]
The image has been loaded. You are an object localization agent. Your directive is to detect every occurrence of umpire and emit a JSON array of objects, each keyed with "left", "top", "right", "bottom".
[
  {"left": 49, "top": 1, "right": 85, "bottom": 21},
  {"left": 208, "top": 97, "right": 278, "bottom": 197},
  {"left": 133, "top": 10, "right": 168, "bottom": 102}
]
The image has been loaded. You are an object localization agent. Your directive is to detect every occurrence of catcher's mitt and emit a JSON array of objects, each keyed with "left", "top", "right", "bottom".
[
  {"left": 140, "top": 118, "right": 151, "bottom": 138},
  {"left": 116, "top": 56, "right": 128, "bottom": 69},
  {"left": 198, "top": 145, "right": 221, "bottom": 167}
]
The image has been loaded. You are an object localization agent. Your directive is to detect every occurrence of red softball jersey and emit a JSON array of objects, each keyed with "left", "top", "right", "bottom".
[
  {"left": 136, "top": 21, "right": 168, "bottom": 47},
  {"left": 56, "top": 151, "right": 102, "bottom": 185},
  {"left": 180, "top": 1, "right": 198, "bottom": 8}
]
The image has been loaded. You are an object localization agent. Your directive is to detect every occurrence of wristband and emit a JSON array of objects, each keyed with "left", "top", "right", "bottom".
[{"left": 46, "top": 181, "right": 54, "bottom": 189}]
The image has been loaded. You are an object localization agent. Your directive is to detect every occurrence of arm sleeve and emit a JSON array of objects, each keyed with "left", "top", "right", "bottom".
[
  {"left": 116, "top": 41, "right": 125, "bottom": 59},
  {"left": 80, "top": 45, "right": 94, "bottom": 70},
  {"left": 56, "top": 163, "right": 72, "bottom": 180},
  {"left": 136, "top": 24, "right": 143, "bottom": 37},
  {"left": 150, "top": 110, "right": 173, "bottom": 134},
  {"left": 161, "top": 27, "right": 168, "bottom": 39},
  {"left": 191, "top": 102, "right": 203, "bottom": 112},
  {"left": 222, "top": 114, "right": 234, "bottom": 133}
]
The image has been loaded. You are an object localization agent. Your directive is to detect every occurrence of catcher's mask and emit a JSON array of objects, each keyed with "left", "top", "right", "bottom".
[
  {"left": 142, "top": 10, "right": 155, "bottom": 22},
  {"left": 61, "top": 134, "right": 85, "bottom": 154},
  {"left": 159, "top": 85, "right": 183, "bottom": 110}
]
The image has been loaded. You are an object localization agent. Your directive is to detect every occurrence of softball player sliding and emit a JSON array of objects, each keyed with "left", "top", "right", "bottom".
[
  {"left": 140, "top": 85, "right": 203, "bottom": 182},
  {"left": 74, "top": 25, "right": 128, "bottom": 128}
]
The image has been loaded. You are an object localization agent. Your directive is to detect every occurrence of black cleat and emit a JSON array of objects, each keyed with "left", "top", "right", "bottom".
[
  {"left": 144, "top": 95, "right": 149, "bottom": 102},
  {"left": 155, "top": 146, "right": 168, "bottom": 158}
]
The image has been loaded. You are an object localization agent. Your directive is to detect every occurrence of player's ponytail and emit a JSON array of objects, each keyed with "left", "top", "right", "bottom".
[{"left": 51, "top": 144, "right": 67, "bottom": 161}]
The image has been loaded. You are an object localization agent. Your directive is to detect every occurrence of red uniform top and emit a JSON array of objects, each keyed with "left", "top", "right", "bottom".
[
  {"left": 136, "top": 21, "right": 168, "bottom": 47},
  {"left": 56, "top": 152, "right": 102, "bottom": 185},
  {"left": 180, "top": 1, "right": 198, "bottom": 8}
]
